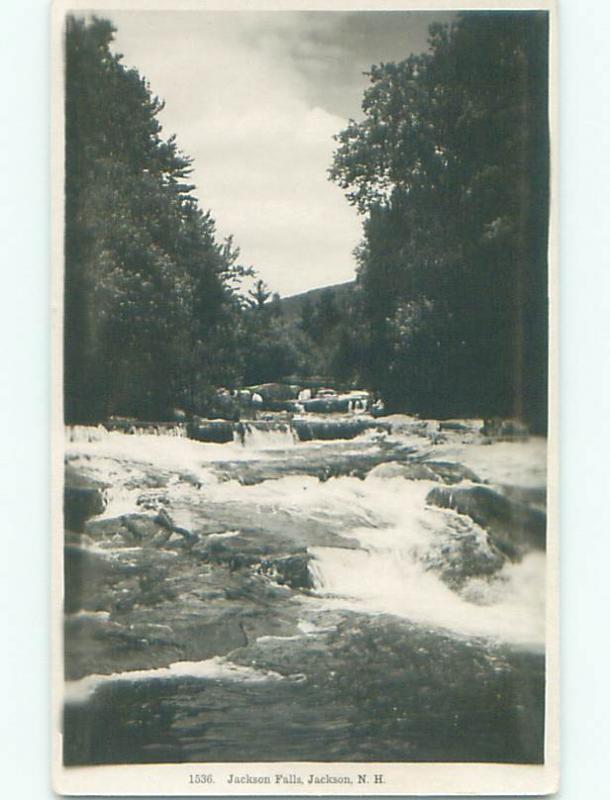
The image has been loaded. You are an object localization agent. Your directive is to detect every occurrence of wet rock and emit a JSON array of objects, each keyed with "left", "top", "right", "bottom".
[
  {"left": 426, "top": 485, "right": 546, "bottom": 558},
  {"left": 136, "top": 491, "right": 171, "bottom": 511},
  {"left": 124, "top": 472, "right": 168, "bottom": 491},
  {"left": 292, "top": 417, "right": 390, "bottom": 442},
  {"left": 63, "top": 613, "right": 184, "bottom": 681},
  {"left": 368, "top": 460, "right": 481, "bottom": 485},
  {"left": 425, "top": 461, "right": 481, "bottom": 485},
  {"left": 122, "top": 514, "right": 170, "bottom": 544},
  {"left": 481, "top": 418, "right": 529, "bottom": 440},
  {"left": 383, "top": 415, "right": 433, "bottom": 437},
  {"left": 85, "top": 511, "right": 197, "bottom": 548},
  {"left": 198, "top": 533, "right": 269, "bottom": 571},
  {"left": 439, "top": 420, "right": 470, "bottom": 432},
  {"left": 259, "top": 553, "right": 313, "bottom": 590},
  {"left": 215, "top": 442, "right": 417, "bottom": 485},
  {"left": 64, "top": 544, "right": 115, "bottom": 613},
  {"left": 422, "top": 516, "right": 506, "bottom": 590},
  {"left": 137, "top": 560, "right": 176, "bottom": 605},
  {"left": 246, "top": 382, "right": 301, "bottom": 402},
  {"left": 84, "top": 516, "right": 128, "bottom": 540},
  {"left": 367, "top": 461, "right": 439, "bottom": 481},
  {"left": 64, "top": 466, "right": 108, "bottom": 532},
  {"left": 499, "top": 484, "right": 547, "bottom": 511},
  {"left": 188, "top": 417, "right": 235, "bottom": 443},
  {"left": 155, "top": 508, "right": 199, "bottom": 545}
]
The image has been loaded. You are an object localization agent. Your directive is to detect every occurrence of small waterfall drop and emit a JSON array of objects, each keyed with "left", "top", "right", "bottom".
[
  {"left": 234, "top": 421, "right": 297, "bottom": 449},
  {"left": 306, "top": 475, "right": 546, "bottom": 649}
]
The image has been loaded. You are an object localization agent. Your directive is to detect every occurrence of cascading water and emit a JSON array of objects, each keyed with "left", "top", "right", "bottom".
[
  {"left": 66, "top": 422, "right": 187, "bottom": 444},
  {"left": 234, "top": 421, "right": 298, "bottom": 449},
  {"left": 65, "top": 425, "right": 110, "bottom": 443},
  {"left": 62, "top": 413, "right": 547, "bottom": 765},
  {"left": 308, "top": 542, "right": 545, "bottom": 649},
  {"left": 303, "top": 474, "right": 545, "bottom": 649}
]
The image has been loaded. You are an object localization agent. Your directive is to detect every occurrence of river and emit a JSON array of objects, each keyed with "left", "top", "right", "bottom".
[{"left": 61, "top": 414, "right": 546, "bottom": 765}]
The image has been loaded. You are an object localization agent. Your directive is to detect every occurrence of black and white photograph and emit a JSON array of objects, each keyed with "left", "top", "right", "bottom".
[{"left": 52, "top": 1, "right": 557, "bottom": 794}]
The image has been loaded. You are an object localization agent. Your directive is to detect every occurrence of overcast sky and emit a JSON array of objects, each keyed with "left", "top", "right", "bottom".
[{"left": 99, "top": 10, "right": 455, "bottom": 296}]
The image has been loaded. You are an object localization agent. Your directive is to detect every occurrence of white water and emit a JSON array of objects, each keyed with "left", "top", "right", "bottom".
[
  {"left": 65, "top": 656, "right": 285, "bottom": 705},
  {"left": 237, "top": 422, "right": 297, "bottom": 449},
  {"left": 65, "top": 423, "right": 546, "bottom": 651},
  {"left": 309, "top": 545, "right": 545, "bottom": 649},
  {"left": 302, "top": 475, "right": 545, "bottom": 649},
  {"left": 181, "top": 471, "right": 546, "bottom": 649}
]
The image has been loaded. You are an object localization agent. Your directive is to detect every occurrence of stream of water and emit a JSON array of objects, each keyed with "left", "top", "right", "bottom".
[{"left": 62, "top": 415, "right": 547, "bottom": 765}]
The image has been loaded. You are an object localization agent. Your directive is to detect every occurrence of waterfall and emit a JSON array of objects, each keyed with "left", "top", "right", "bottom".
[
  {"left": 65, "top": 425, "right": 109, "bottom": 443},
  {"left": 308, "top": 535, "right": 545, "bottom": 648},
  {"left": 66, "top": 423, "right": 187, "bottom": 442},
  {"left": 235, "top": 421, "right": 298, "bottom": 449},
  {"left": 306, "top": 476, "right": 545, "bottom": 649}
]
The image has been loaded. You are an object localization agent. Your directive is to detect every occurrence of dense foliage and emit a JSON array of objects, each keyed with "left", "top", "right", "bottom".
[
  {"left": 65, "top": 13, "right": 550, "bottom": 429},
  {"left": 330, "top": 12, "right": 549, "bottom": 431},
  {"left": 64, "top": 15, "right": 254, "bottom": 422}
]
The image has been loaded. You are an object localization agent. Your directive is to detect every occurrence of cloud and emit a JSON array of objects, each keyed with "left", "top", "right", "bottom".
[
  {"left": 105, "top": 10, "right": 363, "bottom": 296},
  {"left": 100, "top": 10, "right": 453, "bottom": 295}
]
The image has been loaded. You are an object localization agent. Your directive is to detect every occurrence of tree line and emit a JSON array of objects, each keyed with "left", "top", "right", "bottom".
[
  {"left": 64, "top": 15, "right": 297, "bottom": 423},
  {"left": 65, "top": 12, "right": 549, "bottom": 430},
  {"left": 329, "top": 11, "right": 549, "bottom": 431}
]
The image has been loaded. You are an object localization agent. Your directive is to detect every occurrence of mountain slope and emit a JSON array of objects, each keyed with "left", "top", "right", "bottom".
[{"left": 278, "top": 280, "right": 355, "bottom": 323}]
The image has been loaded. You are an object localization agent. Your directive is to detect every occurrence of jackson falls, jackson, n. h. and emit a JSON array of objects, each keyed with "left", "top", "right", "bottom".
[{"left": 54, "top": 3, "right": 555, "bottom": 795}]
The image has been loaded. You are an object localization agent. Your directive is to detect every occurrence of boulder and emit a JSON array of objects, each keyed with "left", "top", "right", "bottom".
[
  {"left": 64, "top": 466, "right": 108, "bottom": 532},
  {"left": 426, "top": 485, "right": 546, "bottom": 559},
  {"left": 188, "top": 418, "right": 235, "bottom": 443},
  {"left": 258, "top": 554, "right": 313, "bottom": 590},
  {"left": 84, "top": 513, "right": 164, "bottom": 544},
  {"left": 246, "top": 383, "right": 301, "bottom": 402},
  {"left": 302, "top": 396, "right": 350, "bottom": 414},
  {"left": 293, "top": 417, "right": 390, "bottom": 441},
  {"left": 421, "top": 516, "right": 506, "bottom": 590},
  {"left": 84, "top": 510, "right": 197, "bottom": 548}
]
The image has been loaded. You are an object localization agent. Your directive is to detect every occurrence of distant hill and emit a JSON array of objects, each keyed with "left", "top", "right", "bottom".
[{"left": 278, "top": 280, "right": 355, "bottom": 324}]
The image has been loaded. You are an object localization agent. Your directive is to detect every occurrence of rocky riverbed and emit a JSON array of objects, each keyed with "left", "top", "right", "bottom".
[{"left": 61, "top": 415, "right": 547, "bottom": 765}]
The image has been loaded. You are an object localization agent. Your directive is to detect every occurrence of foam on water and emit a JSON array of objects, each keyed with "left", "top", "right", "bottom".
[
  {"left": 309, "top": 545, "right": 544, "bottom": 649},
  {"left": 65, "top": 610, "right": 111, "bottom": 623},
  {"left": 188, "top": 470, "right": 545, "bottom": 648},
  {"left": 66, "top": 428, "right": 245, "bottom": 466},
  {"left": 64, "top": 423, "right": 546, "bottom": 651},
  {"left": 207, "top": 530, "right": 241, "bottom": 540},
  {"left": 237, "top": 423, "right": 298, "bottom": 450},
  {"left": 65, "top": 656, "right": 285, "bottom": 704}
]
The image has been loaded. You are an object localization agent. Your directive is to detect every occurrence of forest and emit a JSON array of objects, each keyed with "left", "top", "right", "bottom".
[{"left": 64, "top": 12, "right": 549, "bottom": 431}]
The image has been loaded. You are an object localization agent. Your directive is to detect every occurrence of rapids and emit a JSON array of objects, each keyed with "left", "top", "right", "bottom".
[{"left": 62, "top": 414, "right": 547, "bottom": 765}]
